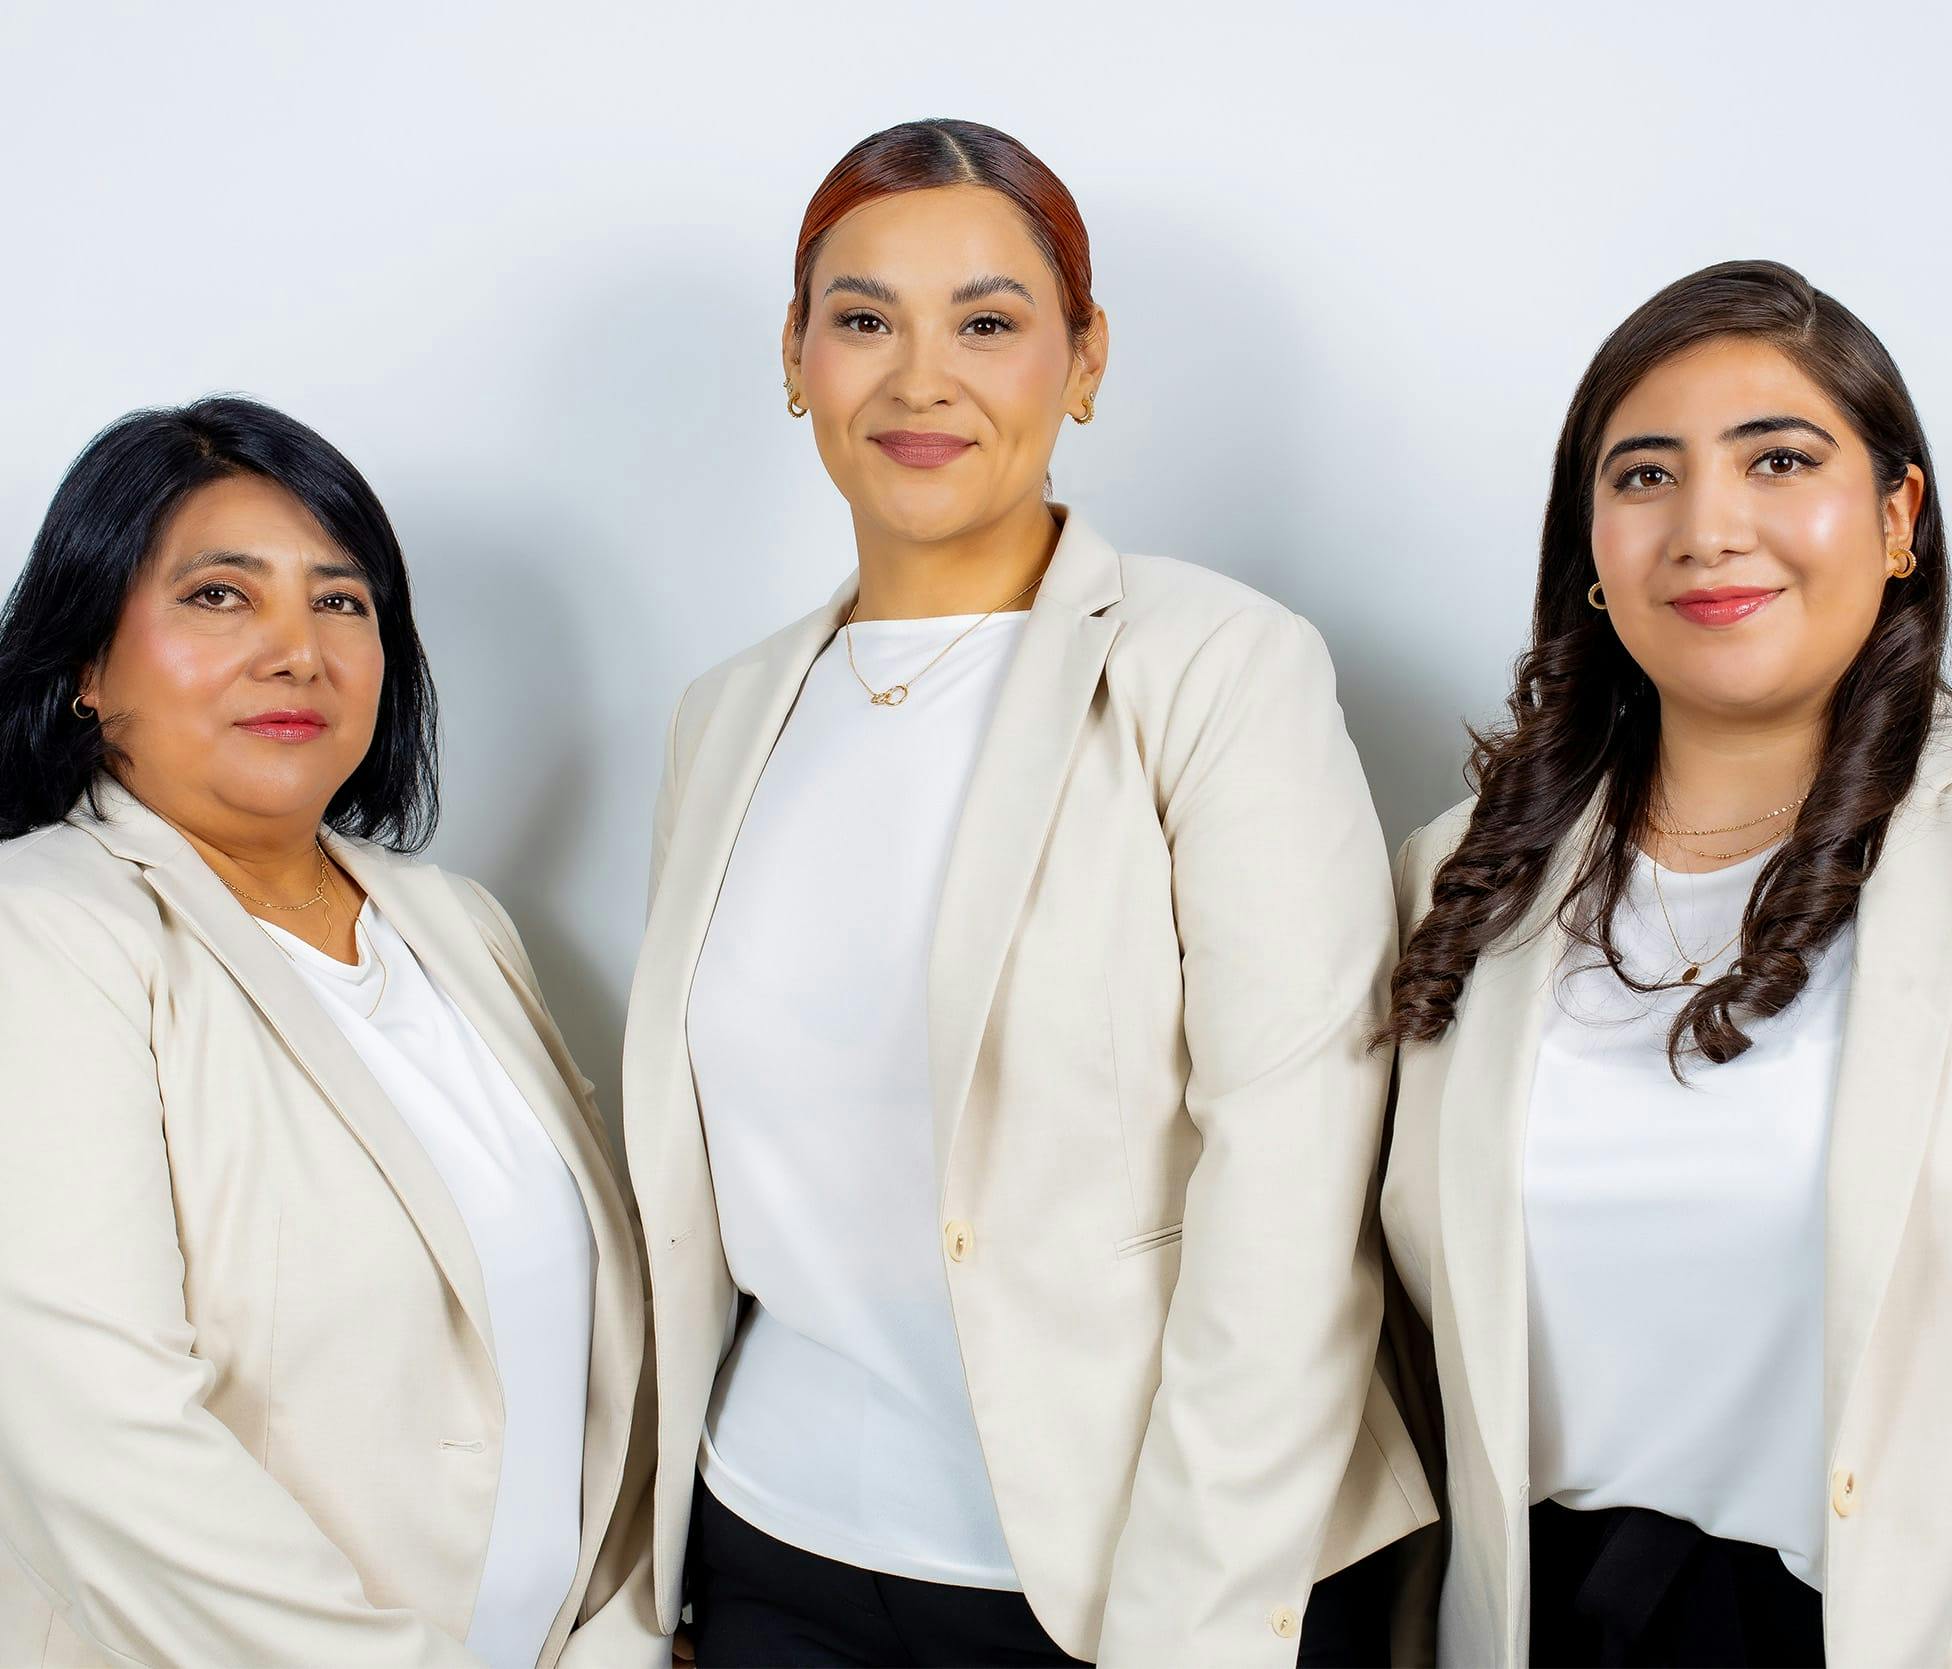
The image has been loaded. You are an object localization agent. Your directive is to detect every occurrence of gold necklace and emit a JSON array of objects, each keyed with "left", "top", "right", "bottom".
[
  {"left": 843, "top": 567, "right": 1044, "bottom": 708},
  {"left": 1650, "top": 793, "right": 1807, "bottom": 840},
  {"left": 1664, "top": 829, "right": 1793, "bottom": 863},
  {"left": 221, "top": 842, "right": 336, "bottom": 947},
  {"left": 1645, "top": 843, "right": 1781, "bottom": 984},
  {"left": 1647, "top": 862, "right": 1742, "bottom": 985}
]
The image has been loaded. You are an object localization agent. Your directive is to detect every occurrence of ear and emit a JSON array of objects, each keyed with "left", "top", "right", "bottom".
[
  {"left": 781, "top": 300, "right": 804, "bottom": 396},
  {"left": 1065, "top": 305, "right": 1111, "bottom": 418},
  {"left": 1884, "top": 462, "right": 1927, "bottom": 555},
  {"left": 77, "top": 658, "right": 101, "bottom": 711}
]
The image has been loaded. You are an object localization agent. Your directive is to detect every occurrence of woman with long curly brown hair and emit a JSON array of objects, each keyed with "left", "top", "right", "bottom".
[{"left": 1378, "top": 259, "right": 1951, "bottom": 1666}]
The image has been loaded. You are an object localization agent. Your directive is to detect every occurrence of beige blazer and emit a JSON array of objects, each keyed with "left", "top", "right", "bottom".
[
  {"left": 622, "top": 509, "right": 1437, "bottom": 1667},
  {"left": 0, "top": 781, "right": 657, "bottom": 1669},
  {"left": 1384, "top": 732, "right": 1952, "bottom": 1667}
]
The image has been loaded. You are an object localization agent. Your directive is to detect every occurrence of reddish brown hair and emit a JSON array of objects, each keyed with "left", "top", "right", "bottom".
[{"left": 791, "top": 119, "right": 1095, "bottom": 345}]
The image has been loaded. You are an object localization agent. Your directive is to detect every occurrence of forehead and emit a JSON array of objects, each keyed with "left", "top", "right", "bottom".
[
  {"left": 152, "top": 474, "right": 340, "bottom": 566},
  {"left": 1603, "top": 336, "right": 1851, "bottom": 443},
  {"left": 811, "top": 184, "right": 1056, "bottom": 298}
]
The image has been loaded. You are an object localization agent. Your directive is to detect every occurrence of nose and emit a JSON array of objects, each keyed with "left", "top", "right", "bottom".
[
  {"left": 883, "top": 327, "right": 957, "bottom": 413},
  {"left": 250, "top": 602, "right": 325, "bottom": 683},
  {"left": 1668, "top": 468, "right": 1759, "bottom": 570}
]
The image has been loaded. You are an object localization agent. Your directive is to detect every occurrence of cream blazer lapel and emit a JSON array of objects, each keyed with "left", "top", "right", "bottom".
[
  {"left": 81, "top": 782, "right": 498, "bottom": 1372},
  {"left": 927, "top": 514, "right": 1122, "bottom": 1196},
  {"left": 330, "top": 837, "right": 646, "bottom": 1657},
  {"left": 1823, "top": 742, "right": 1952, "bottom": 1464},
  {"left": 1435, "top": 828, "right": 1586, "bottom": 1495}
]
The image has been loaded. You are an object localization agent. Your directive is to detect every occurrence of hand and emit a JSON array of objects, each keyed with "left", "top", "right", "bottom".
[{"left": 673, "top": 1626, "right": 696, "bottom": 1664}]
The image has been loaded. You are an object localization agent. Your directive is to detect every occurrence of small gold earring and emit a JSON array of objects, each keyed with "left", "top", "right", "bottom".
[
  {"left": 1587, "top": 582, "right": 1608, "bottom": 611},
  {"left": 784, "top": 377, "right": 808, "bottom": 419},
  {"left": 1074, "top": 391, "right": 1095, "bottom": 425},
  {"left": 72, "top": 694, "right": 95, "bottom": 720},
  {"left": 1889, "top": 548, "right": 1918, "bottom": 579}
]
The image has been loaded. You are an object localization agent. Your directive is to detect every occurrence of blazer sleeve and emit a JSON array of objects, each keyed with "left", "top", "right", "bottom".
[
  {"left": 1095, "top": 604, "right": 1399, "bottom": 1668},
  {"left": 0, "top": 883, "right": 478, "bottom": 1668}
]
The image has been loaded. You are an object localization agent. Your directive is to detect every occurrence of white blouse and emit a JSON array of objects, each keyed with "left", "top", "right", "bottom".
[
  {"left": 1523, "top": 846, "right": 1850, "bottom": 1589},
  {"left": 686, "top": 611, "right": 1028, "bottom": 1589},
  {"left": 262, "top": 900, "right": 595, "bottom": 1669}
]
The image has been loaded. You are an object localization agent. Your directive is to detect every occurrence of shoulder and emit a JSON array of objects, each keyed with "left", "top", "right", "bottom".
[
  {"left": 0, "top": 819, "right": 161, "bottom": 928},
  {"left": 667, "top": 600, "right": 838, "bottom": 756},
  {"left": 1104, "top": 552, "right": 1335, "bottom": 701},
  {"left": 0, "top": 823, "right": 164, "bottom": 1004},
  {"left": 1112, "top": 552, "right": 1318, "bottom": 645}
]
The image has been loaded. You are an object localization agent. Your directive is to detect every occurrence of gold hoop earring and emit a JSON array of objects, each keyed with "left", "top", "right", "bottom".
[
  {"left": 1587, "top": 582, "right": 1608, "bottom": 611},
  {"left": 72, "top": 694, "right": 95, "bottom": 720},
  {"left": 1890, "top": 548, "right": 1918, "bottom": 579},
  {"left": 783, "top": 377, "right": 808, "bottom": 419},
  {"left": 1074, "top": 391, "right": 1095, "bottom": 425}
]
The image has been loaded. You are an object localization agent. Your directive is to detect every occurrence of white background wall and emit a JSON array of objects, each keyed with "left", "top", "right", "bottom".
[{"left": 4, "top": 1, "right": 1946, "bottom": 1115}]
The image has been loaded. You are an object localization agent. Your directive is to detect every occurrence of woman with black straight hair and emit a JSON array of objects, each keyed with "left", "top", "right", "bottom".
[
  {"left": 0, "top": 397, "right": 656, "bottom": 1669},
  {"left": 1379, "top": 261, "right": 1952, "bottom": 1665}
]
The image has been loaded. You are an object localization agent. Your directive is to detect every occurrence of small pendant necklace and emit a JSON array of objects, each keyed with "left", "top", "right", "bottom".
[{"left": 843, "top": 566, "right": 1044, "bottom": 708}]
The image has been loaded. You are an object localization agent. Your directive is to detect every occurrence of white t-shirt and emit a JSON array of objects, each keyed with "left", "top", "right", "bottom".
[
  {"left": 1524, "top": 845, "right": 1850, "bottom": 1589},
  {"left": 686, "top": 611, "right": 1029, "bottom": 1589},
  {"left": 261, "top": 900, "right": 595, "bottom": 1669}
]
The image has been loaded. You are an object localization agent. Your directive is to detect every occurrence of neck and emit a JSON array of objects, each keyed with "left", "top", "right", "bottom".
[
  {"left": 850, "top": 494, "right": 1061, "bottom": 621},
  {"left": 150, "top": 797, "right": 334, "bottom": 906},
  {"left": 1652, "top": 697, "right": 1822, "bottom": 838}
]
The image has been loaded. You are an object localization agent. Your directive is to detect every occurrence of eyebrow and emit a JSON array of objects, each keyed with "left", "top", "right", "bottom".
[
  {"left": 1599, "top": 414, "right": 1841, "bottom": 474},
  {"left": 822, "top": 274, "right": 899, "bottom": 304},
  {"left": 819, "top": 273, "right": 1037, "bottom": 308},
  {"left": 950, "top": 274, "right": 1036, "bottom": 307},
  {"left": 166, "top": 549, "right": 370, "bottom": 586}
]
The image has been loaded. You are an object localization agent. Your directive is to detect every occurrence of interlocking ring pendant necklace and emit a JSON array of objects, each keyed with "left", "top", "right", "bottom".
[{"left": 844, "top": 565, "right": 1045, "bottom": 709}]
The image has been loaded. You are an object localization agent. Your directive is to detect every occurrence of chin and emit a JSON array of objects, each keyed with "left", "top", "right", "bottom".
[
  {"left": 854, "top": 471, "right": 1002, "bottom": 543},
  {"left": 216, "top": 764, "right": 352, "bottom": 825},
  {"left": 1671, "top": 673, "right": 1822, "bottom": 723}
]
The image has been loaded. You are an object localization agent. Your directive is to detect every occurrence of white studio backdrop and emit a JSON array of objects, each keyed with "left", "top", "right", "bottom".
[{"left": 3, "top": 0, "right": 1947, "bottom": 1123}]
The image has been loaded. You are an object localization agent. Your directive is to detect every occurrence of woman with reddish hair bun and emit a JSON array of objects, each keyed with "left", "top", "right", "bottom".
[{"left": 622, "top": 118, "right": 1435, "bottom": 1667}]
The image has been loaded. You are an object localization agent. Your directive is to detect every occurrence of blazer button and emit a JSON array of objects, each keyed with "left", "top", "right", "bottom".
[
  {"left": 1831, "top": 1467, "right": 1859, "bottom": 1517},
  {"left": 943, "top": 1220, "right": 973, "bottom": 1262},
  {"left": 1268, "top": 1606, "right": 1300, "bottom": 1639}
]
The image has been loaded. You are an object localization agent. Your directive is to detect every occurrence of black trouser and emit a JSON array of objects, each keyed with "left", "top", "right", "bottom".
[
  {"left": 688, "top": 1480, "right": 1395, "bottom": 1667},
  {"left": 1530, "top": 1500, "right": 1824, "bottom": 1667}
]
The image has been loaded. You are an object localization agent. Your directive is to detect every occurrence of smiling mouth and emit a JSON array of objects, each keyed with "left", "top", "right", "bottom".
[
  {"left": 1668, "top": 588, "right": 1782, "bottom": 628},
  {"left": 235, "top": 711, "right": 329, "bottom": 743},
  {"left": 870, "top": 432, "right": 975, "bottom": 470}
]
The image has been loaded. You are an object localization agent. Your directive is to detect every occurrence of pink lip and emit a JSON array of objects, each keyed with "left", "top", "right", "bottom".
[
  {"left": 236, "top": 709, "right": 329, "bottom": 743},
  {"left": 1668, "top": 587, "right": 1782, "bottom": 628},
  {"left": 870, "top": 431, "right": 975, "bottom": 469}
]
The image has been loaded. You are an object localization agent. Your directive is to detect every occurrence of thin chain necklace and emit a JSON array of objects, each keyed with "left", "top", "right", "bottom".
[
  {"left": 1645, "top": 828, "right": 1788, "bottom": 983},
  {"left": 843, "top": 567, "right": 1044, "bottom": 708},
  {"left": 1649, "top": 793, "right": 1807, "bottom": 840},
  {"left": 220, "top": 841, "right": 336, "bottom": 948}
]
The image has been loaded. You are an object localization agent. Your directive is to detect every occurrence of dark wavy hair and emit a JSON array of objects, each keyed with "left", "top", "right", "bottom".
[
  {"left": 1378, "top": 259, "right": 1947, "bottom": 1071},
  {"left": 0, "top": 396, "right": 439, "bottom": 849}
]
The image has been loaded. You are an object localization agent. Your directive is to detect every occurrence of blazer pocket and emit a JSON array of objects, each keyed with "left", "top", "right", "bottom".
[{"left": 1114, "top": 1222, "right": 1184, "bottom": 1259}]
